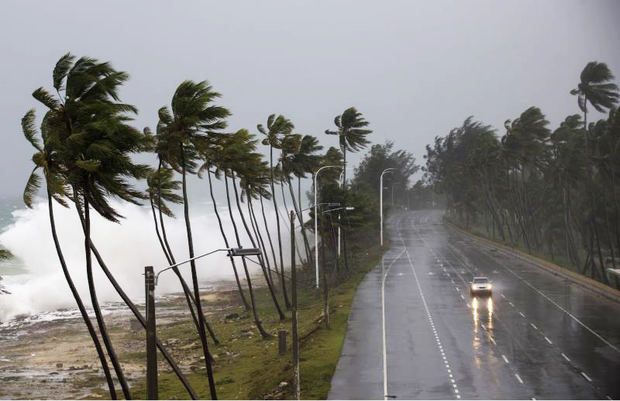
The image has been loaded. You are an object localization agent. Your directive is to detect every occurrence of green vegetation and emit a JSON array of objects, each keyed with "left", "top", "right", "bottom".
[
  {"left": 0, "top": 248, "right": 12, "bottom": 260},
  {"left": 420, "top": 61, "right": 620, "bottom": 290}
]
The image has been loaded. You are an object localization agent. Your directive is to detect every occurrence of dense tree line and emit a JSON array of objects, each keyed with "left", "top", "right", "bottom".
[{"left": 423, "top": 61, "right": 620, "bottom": 289}]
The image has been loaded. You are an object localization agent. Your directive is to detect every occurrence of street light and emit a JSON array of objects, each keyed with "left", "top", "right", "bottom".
[
  {"left": 314, "top": 165, "right": 342, "bottom": 288},
  {"left": 145, "top": 246, "right": 260, "bottom": 399},
  {"left": 380, "top": 168, "right": 395, "bottom": 247},
  {"left": 336, "top": 168, "right": 353, "bottom": 257}
]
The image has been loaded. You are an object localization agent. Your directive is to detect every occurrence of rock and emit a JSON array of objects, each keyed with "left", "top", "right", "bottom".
[
  {"left": 225, "top": 313, "right": 239, "bottom": 320},
  {"left": 279, "top": 381, "right": 288, "bottom": 388},
  {"left": 50, "top": 371, "right": 59, "bottom": 375},
  {"left": 56, "top": 363, "right": 63, "bottom": 368}
]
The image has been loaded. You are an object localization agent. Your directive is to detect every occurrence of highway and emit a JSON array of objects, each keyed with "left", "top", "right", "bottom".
[{"left": 329, "top": 210, "right": 620, "bottom": 399}]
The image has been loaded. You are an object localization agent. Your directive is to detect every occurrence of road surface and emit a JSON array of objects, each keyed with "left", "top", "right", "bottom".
[{"left": 329, "top": 210, "right": 620, "bottom": 399}]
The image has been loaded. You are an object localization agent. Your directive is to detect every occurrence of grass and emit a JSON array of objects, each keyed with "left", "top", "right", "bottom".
[{"left": 124, "top": 239, "right": 386, "bottom": 400}]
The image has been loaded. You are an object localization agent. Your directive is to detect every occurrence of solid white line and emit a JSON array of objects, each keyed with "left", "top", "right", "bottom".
[
  {"left": 381, "top": 247, "right": 406, "bottom": 401},
  {"left": 530, "top": 323, "right": 538, "bottom": 330},
  {"left": 544, "top": 336, "right": 553, "bottom": 345},
  {"left": 581, "top": 372, "right": 592, "bottom": 382},
  {"left": 502, "top": 355, "right": 509, "bottom": 364},
  {"left": 561, "top": 353, "right": 570, "bottom": 362},
  {"left": 515, "top": 374, "right": 524, "bottom": 384}
]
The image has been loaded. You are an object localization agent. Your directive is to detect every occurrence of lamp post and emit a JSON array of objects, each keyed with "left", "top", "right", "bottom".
[
  {"left": 145, "top": 247, "right": 261, "bottom": 400},
  {"left": 313, "top": 165, "right": 341, "bottom": 288},
  {"left": 380, "top": 168, "right": 395, "bottom": 247}
]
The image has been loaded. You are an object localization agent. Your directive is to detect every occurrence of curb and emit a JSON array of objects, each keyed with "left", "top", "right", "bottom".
[{"left": 447, "top": 222, "right": 620, "bottom": 304}]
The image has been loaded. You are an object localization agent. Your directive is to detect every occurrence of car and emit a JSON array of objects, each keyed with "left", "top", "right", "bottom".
[{"left": 470, "top": 276, "right": 492, "bottom": 296}]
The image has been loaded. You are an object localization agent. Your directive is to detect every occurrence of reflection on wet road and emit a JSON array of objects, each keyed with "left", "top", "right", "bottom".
[{"left": 329, "top": 210, "right": 620, "bottom": 400}]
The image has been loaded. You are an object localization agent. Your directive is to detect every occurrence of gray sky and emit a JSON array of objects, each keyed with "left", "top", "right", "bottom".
[{"left": 2, "top": 0, "right": 620, "bottom": 199}]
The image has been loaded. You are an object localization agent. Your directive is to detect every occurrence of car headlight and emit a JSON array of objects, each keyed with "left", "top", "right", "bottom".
[{"left": 488, "top": 284, "right": 492, "bottom": 289}]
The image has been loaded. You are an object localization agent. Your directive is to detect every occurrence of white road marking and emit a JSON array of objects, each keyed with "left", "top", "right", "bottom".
[
  {"left": 515, "top": 374, "right": 524, "bottom": 384},
  {"left": 500, "top": 293, "right": 506, "bottom": 299},
  {"left": 544, "top": 336, "right": 553, "bottom": 345},
  {"left": 509, "top": 302, "right": 514, "bottom": 307},
  {"left": 483, "top": 245, "right": 620, "bottom": 353},
  {"left": 519, "top": 312, "right": 525, "bottom": 318},
  {"left": 381, "top": 246, "right": 407, "bottom": 401},
  {"left": 502, "top": 355, "right": 509, "bottom": 364},
  {"left": 561, "top": 353, "right": 570, "bottom": 362},
  {"left": 400, "top": 228, "right": 460, "bottom": 400},
  {"left": 489, "top": 337, "right": 496, "bottom": 345},
  {"left": 530, "top": 323, "right": 538, "bottom": 330},
  {"left": 460, "top": 294, "right": 465, "bottom": 300},
  {"left": 581, "top": 372, "right": 592, "bottom": 382}
]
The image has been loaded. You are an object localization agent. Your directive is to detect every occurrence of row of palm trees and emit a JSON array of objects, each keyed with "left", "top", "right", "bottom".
[
  {"left": 21, "top": 53, "right": 373, "bottom": 399},
  {"left": 424, "top": 61, "right": 620, "bottom": 288}
]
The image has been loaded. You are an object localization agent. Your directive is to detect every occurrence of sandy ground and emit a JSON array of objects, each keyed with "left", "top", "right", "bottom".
[{"left": 0, "top": 280, "right": 241, "bottom": 399}]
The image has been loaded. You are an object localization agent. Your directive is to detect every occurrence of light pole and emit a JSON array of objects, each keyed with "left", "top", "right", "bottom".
[
  {"left": 336, "top": 168, "right": 352, "bottom": 257},
  {"left": 380, "top": 168, "right": 395, "bottom": 247},
  {"left": 314, "top": 165, "right": 341, "bottom": 288},
  {"left": 145, "top": 247, "right": 261, "bottom": 400}
]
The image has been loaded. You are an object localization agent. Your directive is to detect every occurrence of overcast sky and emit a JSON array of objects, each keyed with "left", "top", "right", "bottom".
[{"left": 1, "top": 0, "right": 619, "bottom": 199}]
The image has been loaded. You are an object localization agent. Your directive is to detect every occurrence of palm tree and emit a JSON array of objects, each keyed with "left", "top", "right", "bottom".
[
  {"left": 196, "top": 136, "right": 251, "bottom": 311},
  {"left": 21, "top": 108, "right": 118, "bottom": 399},
  {"left": 258, "top": 114, "right": 294, "bottom": 309},
  {"left": 571, "top": 62, "right": 619, "bottom": 134},
  {"left": 325, "top": 107, "right": 372, "bottom": 270},
  {"left": 282, "top": 134, "right": 323, "bottom": 265},
  {"left": 31, "top": 54, "right": 156, "bottom": 399},
  {"left": 217, "top": 130, "right": 282, "bottom": 337},
  {"left": 157, "top": 80, "right": 230, "bottom": 400}
]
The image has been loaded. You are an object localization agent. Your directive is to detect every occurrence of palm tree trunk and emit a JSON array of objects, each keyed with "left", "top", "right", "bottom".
[
  {"left": 155, "top": 162, "right": 219, "bottom": 345},
  {"left": 260, "top": 195, "right": 279, "bottom": 287},
  {"left": 342, "top": 147, "right": 350, "bottom": 271},
  {"left": 288, "top": 178, "right": 313, "bottom": 265},
  {"left": 74, "top": 204, "right": 198, "bottom": 399},
  {"left": 206, "top": 169, "right": 250, "bottom": 311},
  {"left": 82, "top": 197, "right": 132, "bottom": 399},
  {"left": 47, "top": 194, "right": 117, "bottom": 399},
  {"left": 248, "top": 198, "right": 274, "bottom": 287},
  {"left": 224, "top": 174, "right": 273, "bottom": 338},
  {"left": 231, "top": 174, "right": 285, "bottom": 321},
  {"left": 270, "top": 146, "right": 291, "bottom": 309},
  {"left": 180, "top": 150, "right": 218, "bottom": 400},
  {"left": 321, "top": 226, "right": 330, "bottom": 329}
]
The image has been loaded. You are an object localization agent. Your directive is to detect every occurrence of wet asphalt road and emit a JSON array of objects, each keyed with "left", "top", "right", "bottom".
[{"left": 329, "top": 210, "right": 620, "bottom": 400}]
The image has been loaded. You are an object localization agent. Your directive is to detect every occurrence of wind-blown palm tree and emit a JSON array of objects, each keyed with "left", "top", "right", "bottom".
[
  {"left": 571, "top": 62, "right": 619, "bottom": 132},
  {"left": 197, "top": 136, "right": 251, "bottom": 311},
  {"left": 157, "top": 80, "right": 230, "bottom": 400},
  {"left": 325, "top": 107, "right": 372, "bottom": 270},
  {"left": 258, "top": 114, "right": 294, "bottom": 309},
  {"left": 31, "top": 54, "right": 156, "bottom": 399},
  {"left": 21, "top": 108, "right": 118, "bottom": 398}
]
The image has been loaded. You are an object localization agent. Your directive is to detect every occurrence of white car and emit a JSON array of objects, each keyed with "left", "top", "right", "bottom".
[{"left": 470, "top": 276, "right": 492, "bottom": 296}]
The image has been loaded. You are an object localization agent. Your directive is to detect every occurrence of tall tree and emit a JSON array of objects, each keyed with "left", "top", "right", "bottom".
[
  {"left": 158, "top": 80, "right": 230, "bottom": 400},
  {"left": 258, "top": 114, "right": 294, "bottom": 309},
  {"left": 21, "top": 108, "right": 118, "bottom": 398}
]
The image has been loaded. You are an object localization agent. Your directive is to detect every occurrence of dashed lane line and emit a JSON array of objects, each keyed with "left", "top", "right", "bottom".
[
  {"left": 515, "top": 374, "right": 524, "bottom": 384},
  {"left": 581, "top": 372, "right": 592, "bottom": 382},
  {"left": 502, "top": 355, "right": 510, "bottom": 364},
  {"left": 400, "top": 236, "right": 461, "bottom": 400},
  {"left": 561, "top": 353, "right": 570, "bottom": 362}
]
